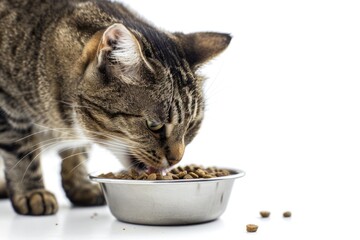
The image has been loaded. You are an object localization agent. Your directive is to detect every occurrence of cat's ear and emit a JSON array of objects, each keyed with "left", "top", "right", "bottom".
[
  {"left": 96, "top": 23, "right": 152, "bottom": 79},
  {"left": 176, "top": 32, "right": 232, "bottom": 68}
]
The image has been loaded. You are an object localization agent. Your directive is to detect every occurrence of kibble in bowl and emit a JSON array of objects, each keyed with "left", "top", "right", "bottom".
[
  {"left": 90, "top": 165, "right": 245, "bottom": 225},
  {"left": 98, "top": 165, "right": 231, "bottom": 181}
]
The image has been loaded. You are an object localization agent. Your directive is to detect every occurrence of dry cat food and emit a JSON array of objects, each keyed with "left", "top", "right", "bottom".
[
  {"left": 260, "top": 211, "right": 270, "bottom": 218},
  {"left": 98, "top": 165, "right": 231, "bottom": 180},
  {"left": 246, "top": 224, "right": 258, "bottom": 233},
  {"left": 283, "top": 211, "right": 292, "bottom": 218}
]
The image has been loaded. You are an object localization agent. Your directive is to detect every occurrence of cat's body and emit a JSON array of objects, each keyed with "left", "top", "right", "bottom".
[{"left": 0, "top": 0, "right": 231, "bottom": 215}]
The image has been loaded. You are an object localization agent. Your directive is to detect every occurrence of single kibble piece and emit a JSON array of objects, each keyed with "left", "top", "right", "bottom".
[
  {"left": 171, "top": 174, "right": 179, "bottom": 179},
  {"left": 136, "top": 173, "right": 148, "bottom": 180},
  {"left": 162, "top": 175, "right": 173, "bottom": 180},
  {"left": 177, "top": 171, "right": 188, "bottom": 178},
  {"left": 260, "top": 211, "right": 270, "bottom": 218},
  {"left": 283, "top": 211, "right": 292, "bottom": 218},
  {"left": 155, "top": 173, "right": 163, "bottom": 180},
  {"left": 147, "top": 173, "right": 157, "bottom": 180},
  {"left": 183, "top": 174, "right": 193, "bottom": 179},
  {"left": 130, "top": 169, "right": 139, "bottom": 178},
  {"left": 171, "top": 168, "right": 180, "bottom": 174},
  {"left": 195, "top": 169, "right": 206, "bottom": 177},
  {"left": 189, "top": 172, "right": 199, "bottom": 178},
  {"left": 185, "top": 165, "right": 195, "bottom": 172},
  {"left": 177, "top": 166, "right": 185, "bottom": 172},
  {"left": 246, "top": 224, "right": 258, "bottom": 233},
  {"left": 215, "top": 172, "right": 225, "bottom": 177}
]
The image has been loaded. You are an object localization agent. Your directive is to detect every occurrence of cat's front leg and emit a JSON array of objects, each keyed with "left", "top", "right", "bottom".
[
  {"left": 2, "top": 142, "right": 58, "bottom": 215},
  {"left": 59, "top": 146, "right": 105, "bottom": 206}
]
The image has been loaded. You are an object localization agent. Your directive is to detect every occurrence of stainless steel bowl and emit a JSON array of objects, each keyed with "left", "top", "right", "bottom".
[{"left": 90, "top": 168, "right": 245, "bottom": 225}]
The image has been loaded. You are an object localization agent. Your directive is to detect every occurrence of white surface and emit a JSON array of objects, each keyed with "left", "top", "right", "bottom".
[{"left": 2, "top": 0, "right": 360, "bottom": 239}]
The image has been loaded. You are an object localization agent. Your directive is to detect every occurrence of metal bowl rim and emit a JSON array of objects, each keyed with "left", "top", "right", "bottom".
[{"left": 89, "top": 168, "right": 245, "bottom": 185}]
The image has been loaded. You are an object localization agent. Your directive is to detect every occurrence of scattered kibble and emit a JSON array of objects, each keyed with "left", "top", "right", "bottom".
[
  {"left": 260, "top": 211, "right": 270, "bottom": 218},
  {"left": 246, "top": 224, "right": 258, "bottom": 232},
  {"left": 98, "top": 165, "right": 232, "bottom": 180},
  {"left": 244, "top": 211, "right": 291, "bottom": 232},
  {"left": 283, "top": 211, "right": 292, "bottom": 218}
]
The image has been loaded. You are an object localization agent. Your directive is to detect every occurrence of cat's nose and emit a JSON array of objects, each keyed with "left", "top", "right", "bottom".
[{"left": 166, "top": 142, "right": 185, "bottom": 166}]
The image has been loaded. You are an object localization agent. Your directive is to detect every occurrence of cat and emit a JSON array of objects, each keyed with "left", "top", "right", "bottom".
[{"left": 0, "top": 0, "right": 231, "bottom": 215}]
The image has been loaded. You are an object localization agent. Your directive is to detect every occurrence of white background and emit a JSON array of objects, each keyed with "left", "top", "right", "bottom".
[{"left": 1, "top": 0, "right": 360, "bottom": 239}]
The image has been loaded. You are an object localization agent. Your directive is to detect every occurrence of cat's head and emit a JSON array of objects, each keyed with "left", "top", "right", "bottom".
[{"left": 76, "top": 23, "right": 231, "bottom": 171}]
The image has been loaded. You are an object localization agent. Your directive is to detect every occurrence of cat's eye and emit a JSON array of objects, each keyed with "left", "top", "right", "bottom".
[{"left": 146, "top": 120, "right": 164, "bottom": 131}]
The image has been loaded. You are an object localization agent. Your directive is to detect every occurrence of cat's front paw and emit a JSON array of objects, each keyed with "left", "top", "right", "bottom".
[
  {"left": 11, "top": 189, "right": 58, "bottom": 215},
  {"left": 66, "top": 183, "right": 105, "bottom": 206}
]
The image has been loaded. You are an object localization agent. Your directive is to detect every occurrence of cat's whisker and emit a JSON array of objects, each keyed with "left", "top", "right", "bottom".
[
  {"left": 32, "top": 122, "right": 136, "bottom": 148},
  {"left": 10, "top": 139, "right": 84, "bottom": 173},
  {"left": 60, "top": 151, "right": 89, "bottom": 175},
  {"left": 13, "top": 128, "right": 61, "bottom": 143},
  {"left": 14, "top": 120, "right": 85, "bottom": 143},
  {"left": 9, "top": 140, "right": 59, "bottom": 172},
  {"left": 20, "top": 155, "right": 40, "bottom": 184},
  {"left": 19, "top": 141, "right": 66, "bottom": 183},
  {"left": 10, "top": 138, "right": 90, "bottom": 172},
  {"left": 18, "top": 138, "right": 113, "bottom": 179},
  {"left": 19, "top": 143, "right": 87, "bottom": 183},
  {"left": 68, "top": 160, "right": 87, "bottom": 175},
  {"left": 10, "top": 121, "right": 137, "bottom": 173}
]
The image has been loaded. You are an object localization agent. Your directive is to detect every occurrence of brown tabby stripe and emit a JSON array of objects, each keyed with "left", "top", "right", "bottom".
[
  {"left": 191, "top": 98, "right": 198, "bottom": 120},
  {"left": 56, "top": 81, "right": 73, "bottom": 127},
  {"left": 0, "top": 143, "right": 21, "bottom": 153},
  {"left": 186, "top": 92, "right": 193, "bottom": 117},
  {"left": 137, "top": 34, "right": 156, "bottom": 59},
  {"left": 174, "top": 99, "right": 183, "bottom": 124},
  {"left": 0, "top": 107, "right": 29, "bottom": 124},
  {"left": 196, "top": 99, "right": 203, "bottom": 118},
  {"left": 147, "top": 150, "right": 159, "bottom": 158},
  {"left": 0, "top": 126, "right": 9, "bottom": 134}
]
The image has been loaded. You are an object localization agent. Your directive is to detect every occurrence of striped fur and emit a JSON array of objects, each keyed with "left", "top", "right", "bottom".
[{"left": 0, "top": 0, "right": 231, "bottom": 215}]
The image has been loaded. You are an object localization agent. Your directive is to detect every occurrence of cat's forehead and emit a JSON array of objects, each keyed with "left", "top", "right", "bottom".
[
  {"left": 134, "top": 28, "right": 196, "bottom": 86},
  {"left": 118, "top": 83, "right": 171, "bottom": 115}
]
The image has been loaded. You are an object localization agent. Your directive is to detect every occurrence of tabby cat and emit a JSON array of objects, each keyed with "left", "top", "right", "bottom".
[{"left": 0, "top": 0, "right": 231, "bottom": 215}]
